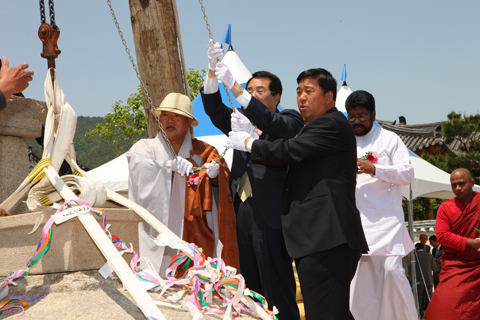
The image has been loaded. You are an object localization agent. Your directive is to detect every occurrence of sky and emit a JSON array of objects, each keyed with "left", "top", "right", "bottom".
[{"left": 2, "top": 0, "right": 480, "bottom": 125}]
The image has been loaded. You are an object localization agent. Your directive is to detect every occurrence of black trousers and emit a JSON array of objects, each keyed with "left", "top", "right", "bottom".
[
  {"left": 295, "top": 244, "right": 362, "bottom": 320},
  {"left": 235, "top": 195, "right": 300, "bottom": 320}
]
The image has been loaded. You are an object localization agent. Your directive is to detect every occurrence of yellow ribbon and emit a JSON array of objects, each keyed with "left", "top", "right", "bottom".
[{"left": 28, "top": 158, "right": 52, "bottom": 184}]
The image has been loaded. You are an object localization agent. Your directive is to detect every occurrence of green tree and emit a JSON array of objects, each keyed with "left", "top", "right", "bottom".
[
  {"left": 422, "top": 111, "right": 480, "bottom": 183},
  {"left": 187, "top": 68, "right": 206, "bottom": 101},
  {"left": 86, "top": 68, "right": 206, "bottom": 153},
  {"left": 402, "top": 197, "right": 444, "bottom": 221},
  {"left": 402, "top": 110, "right": 480, "bottom": 221}
]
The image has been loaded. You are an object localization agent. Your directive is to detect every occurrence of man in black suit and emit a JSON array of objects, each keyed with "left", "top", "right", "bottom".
[
  {"left": 225, "top": 68, "right": 369, "bottom": 319},
  {"left": 200, "top": 41, "right": 304, "bottom": 320},
  {"left": 428, "top": 235, "right": 443, "bottom": 288},
  {"left": 415, "top": 242, "right": 434, "bottom": 318}
]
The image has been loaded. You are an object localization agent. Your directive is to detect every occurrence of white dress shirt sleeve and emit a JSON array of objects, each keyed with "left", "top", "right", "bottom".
[{"left": 374, "top": 137, "right": 414, "bottom": 186}]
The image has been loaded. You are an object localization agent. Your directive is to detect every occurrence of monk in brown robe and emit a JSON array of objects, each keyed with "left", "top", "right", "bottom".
[{"left": 127, "top": 93, "right": 239, "bottom": 276}]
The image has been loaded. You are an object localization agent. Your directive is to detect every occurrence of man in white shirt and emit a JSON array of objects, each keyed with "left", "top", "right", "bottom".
[{"left": 346, "top": 90, "right": 417, "bottom": 320}]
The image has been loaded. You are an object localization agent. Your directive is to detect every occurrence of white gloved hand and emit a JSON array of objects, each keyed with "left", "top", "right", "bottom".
[
  {"left": 204, "top": 161, "right": 220, "bottom": 179},
  {"left": 215, "top": 62, "right": 235, "bottom": 90},
  {"left": 224, "top": 131, "right": 253, "bottom": 152},
  {"left": 231, "top": 111, "right": 259, "bottom": 139},
  {"left": 207, "top": 39, "right": 223, "bottom": 71},
  {"left": 172, "top": 156, "right": 193, "bottom": 177}
]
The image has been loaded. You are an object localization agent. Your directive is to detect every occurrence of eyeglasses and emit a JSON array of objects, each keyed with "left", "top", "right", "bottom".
[
  {"left": 247, "top": 87, "right": 275, "bottom": 96},
  {"left": 347, "top": 113, "right": 371, "bottom": 122}
]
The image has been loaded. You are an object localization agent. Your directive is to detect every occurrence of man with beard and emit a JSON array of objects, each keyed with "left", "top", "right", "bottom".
[{"left": 346, "top": 90, "right": 417, "bottom": 320}]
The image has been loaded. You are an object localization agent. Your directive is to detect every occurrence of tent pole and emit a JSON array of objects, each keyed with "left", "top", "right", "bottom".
[{"left": 407, "top": 183, "right": 420, "bottom": 317}]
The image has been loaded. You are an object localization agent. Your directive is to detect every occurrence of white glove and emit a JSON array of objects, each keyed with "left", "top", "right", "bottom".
[
  {"left": 205, "top": 161, "right": 220, "bottom": 179},
  {"left": 207, "top": 39, "right": 223, "bottom": 71},
  {"left": 224, "top": 131, "right": 254, "bottom": 152},
  {"left": 215, "top": 62, "right": 235, "bottom": 90},
  {"left": 231, "top": 111, "right": 259, "bottom": 139},
  {"left": 172, "top": 156, "right": 193, "bottom": 177}
]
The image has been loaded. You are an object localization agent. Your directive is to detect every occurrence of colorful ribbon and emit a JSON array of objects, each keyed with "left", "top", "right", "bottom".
[
  {"left": 1, "top": 198, "right": 278, "bottom": 319},
  {"left": 0, "top": 291, "right": 45, "bottom": 316}
]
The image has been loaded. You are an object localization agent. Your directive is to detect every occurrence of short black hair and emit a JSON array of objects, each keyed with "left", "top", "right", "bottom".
[
  {"left": 345, "top": 90, "right": 376, "bottom": 113},
  {"left": 296, "top": 68, "right": 337, "bottom": 101},
  {"left": 429, "top": 235, "right": 437, "bottom": 242},
  {"left": 246, "top": 71, "right": 283, "bottom": 104},
  {"left": 415, "top": 243, "right": 425, "bottom": 250}
]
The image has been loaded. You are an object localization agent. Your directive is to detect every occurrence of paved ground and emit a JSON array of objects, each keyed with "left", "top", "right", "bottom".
[{"left": 0, "top": 271, "right": 262, "bottom": 319}]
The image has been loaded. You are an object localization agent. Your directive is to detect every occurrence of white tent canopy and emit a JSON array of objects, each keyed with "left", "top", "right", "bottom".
[
  {"left": 336, "top": 84, "right": 352, "bottom": 112},
  {"left": 403, "top": 150, "right": 480, "bottom": 201},
  {"left": 221, "top": 46, "right": 252, "bottom": 84},
  {"left": 88, "top": 135, "right": 232, "bottom": 193},
  {"left": 91, "top": 144, "right": 480, "bottom": 200}
]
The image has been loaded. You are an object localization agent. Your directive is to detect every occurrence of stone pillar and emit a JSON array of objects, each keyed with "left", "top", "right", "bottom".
[{"left": 0, "top": 95, "right": 47, "bottom": 214}]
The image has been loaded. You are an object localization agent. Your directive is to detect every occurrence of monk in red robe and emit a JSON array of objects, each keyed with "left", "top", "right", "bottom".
[{"left": 426, "top": 168, "right": 480, "bottom": 320}]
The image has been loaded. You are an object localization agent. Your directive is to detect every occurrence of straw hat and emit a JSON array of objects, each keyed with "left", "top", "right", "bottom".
[{"left": 155, "top": 93, "right": 199, "bottom": 127}]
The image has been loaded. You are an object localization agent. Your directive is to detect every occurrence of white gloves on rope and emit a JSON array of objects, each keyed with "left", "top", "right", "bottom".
[
  {"left": 215, "top": 62, "right": 235, "bottom": 90},
  {"left": 205, "top": 161, "right": 220, "bottom": 179},
  {"left": 224, "top": 131, "right": 255, "bottom": 152},
  {"left": 231, "top": 111, "right": 259, "bottom": 140},
  {"left": 207, "top": 39, "right": 223, "bottom": 71},
  {"left": 172, "top": 156, "right": 193, "bottom": 177}
]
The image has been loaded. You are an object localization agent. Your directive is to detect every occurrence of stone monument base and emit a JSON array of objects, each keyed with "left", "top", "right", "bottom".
[{"left": 0, "top": 208, "right": 142, "bottom": 277}]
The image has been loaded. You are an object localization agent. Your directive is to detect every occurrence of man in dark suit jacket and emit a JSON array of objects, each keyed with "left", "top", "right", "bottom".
[
  {"left": 415, "top": 242, "right": 434, "bottom": 318},
  {"left": 201, "top": 42, "right": 304, "bottom": 320},
  {"left": 225, "top": 68, "right": 369, "bottom": 320},
  {"left": 429, "top": 235, "right": 443, "bottom": 288}
]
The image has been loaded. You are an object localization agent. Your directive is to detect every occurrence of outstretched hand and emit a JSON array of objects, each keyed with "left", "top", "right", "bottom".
[
  {"left": 215, "top": 62, "right": 235, "bottom": 90},
  {"left": 207, "top": 39, "right": 223, "bottom": 71},
  {"left": 0, "top": 208, "right": 11, "bottom": 217},
  {"left": 172, "top": 156, "right": 194, "bottom": 177},
  {"left": 231, "top": 111, "right": 259, "bottom": 139},
  {"left": 205, "top": 161, "right": 220, "bottom": 179},
  {"left": 0, "top": 56, "right": 34, "bottom": 100},
  {"left": 224, "top": 131, "right": 253, "bottom": 152}
]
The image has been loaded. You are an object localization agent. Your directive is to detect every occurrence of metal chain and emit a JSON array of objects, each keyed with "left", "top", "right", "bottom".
[
  {"left": 39, "top": 0, "right": 46, "bottom": 24},
  {"left": 172, "top": 0, "right": 190, "bottom": 100},
  {"left": 197, "top": 0, "right": 236, "bottom": 160},
  {"left": 197, "top": 0, "right": 236, "bottom": 112},
  {"left": 39, "top": 0, "right": 56, "bottom": 28},
  {"left": 198, "top": 0, "right": 213, "bottom": 40},
  {"left": 106, "top": 0, "right": 178, "bottom": 159},
  {"left": 49, "top": 0, "right": 56, "bottom": 28}
]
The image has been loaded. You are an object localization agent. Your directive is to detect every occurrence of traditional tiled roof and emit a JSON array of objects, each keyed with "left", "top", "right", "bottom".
[
  {"left": 405, "top": 219, "right": 436, "bottom": 233},
  {"left": 377, "top": 119, "right": 458, "bottom": 156}
]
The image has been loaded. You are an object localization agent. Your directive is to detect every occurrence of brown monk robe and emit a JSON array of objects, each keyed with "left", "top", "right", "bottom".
[{"left": 183, "top": 139, "right": 240, "bottom": 272}]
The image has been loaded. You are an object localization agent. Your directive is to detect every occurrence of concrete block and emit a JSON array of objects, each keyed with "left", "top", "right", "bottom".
[
  {"left": 0, "top": 95, "right": 47, "bottom": 139},
  {"left": 0, "top": 208, "right": 143, "bottom": 277},
  {"left": 0, "top": 135, "right": 29, "bottom": 214}
]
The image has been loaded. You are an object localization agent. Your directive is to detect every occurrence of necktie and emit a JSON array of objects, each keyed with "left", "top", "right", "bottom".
[{"left": 238, "top": 171, "right": 252, "bottom": 202}]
